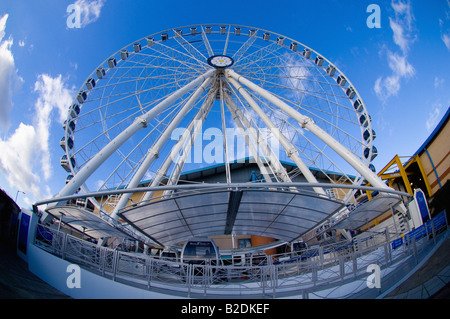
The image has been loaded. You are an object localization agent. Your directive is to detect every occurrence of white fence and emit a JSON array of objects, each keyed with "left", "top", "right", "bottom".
[{"left": 33, "top": 211, "right": 448, "bottom": 298}]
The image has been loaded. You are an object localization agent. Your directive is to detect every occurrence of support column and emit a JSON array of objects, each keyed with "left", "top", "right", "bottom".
[
  {"left": 54, "top": 69, "right": 216, "bottom": 203},
  {"left": 226, "top": 74, "right": 326, "bottom": 195},
  {"left": 110, "top": 75, "right": 214, "bottom": 219},
  {"left": 141, "top": 87, "right": 218, "bottom": 202},
  {"left": 223, "top": 92, "right": 273, "bottom": 183},
  {"left": 226, "top": 69, "right": 389, "bottom": 191}
]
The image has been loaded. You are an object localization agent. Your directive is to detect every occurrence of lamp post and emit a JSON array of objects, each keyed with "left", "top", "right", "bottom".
[{"left": 15, "top": 190, "right": 25, "bottom": 202}]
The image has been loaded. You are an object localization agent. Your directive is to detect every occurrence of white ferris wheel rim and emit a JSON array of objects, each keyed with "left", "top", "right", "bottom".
[{"left": 59, "top": 23, "right": 380, "bottom": 208}]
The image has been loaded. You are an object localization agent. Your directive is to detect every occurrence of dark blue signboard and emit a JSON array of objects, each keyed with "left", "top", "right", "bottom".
[
  {"left": 415, "top": 188, "right": 430, "bottom": 223},
  {"left": 17, "top": 213, "right": 30, "bottom": 254}
]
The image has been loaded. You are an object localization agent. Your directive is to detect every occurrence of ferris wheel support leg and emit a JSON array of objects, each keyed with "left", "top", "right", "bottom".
[
  {"left": 226, "top": 75, "right": 326, "bottom": 196},
  {"left": 226, "top": 69, "right": 389, "bottom": 191},
  {"left": 54, "top": 69, "right": 216, "bottom": 203},
  {"left": 162, "top": 89, "right": 219, "bottom": 197},
  {"left": 223, "top": 91, "right": 290, "bottom": 184},
  {"left": 110, "top": 75, "right": 214, "bottom": 219},
  {"left": 141, "top": 87, "right": 218, "bottom": 203},
  {"left": 222, "top": 92, "right": 274, "bottom": 183}
]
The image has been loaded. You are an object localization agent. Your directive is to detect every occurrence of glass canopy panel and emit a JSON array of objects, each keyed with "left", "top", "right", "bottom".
[
  {"left": 331, "top": 195, "right": 401, "bottom": 230},
  {"left": 46, "top": 206, "right": 129, "bottom": 239},
  {"left": 119, "top": 188, "right": 346, "bottom": 246}
]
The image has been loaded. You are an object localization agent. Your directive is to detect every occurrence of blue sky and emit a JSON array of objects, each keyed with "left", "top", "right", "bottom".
[{"left": 0, "top": 0, "right": 449, "bottom": 208}]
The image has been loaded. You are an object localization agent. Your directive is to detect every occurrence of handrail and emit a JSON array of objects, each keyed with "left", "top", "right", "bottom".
[
  {"left": 33, "top": 212, "right": 447, "bottom": 298},
  {"left": 34, "top": 182, "right": 411, "bottom": 207}
]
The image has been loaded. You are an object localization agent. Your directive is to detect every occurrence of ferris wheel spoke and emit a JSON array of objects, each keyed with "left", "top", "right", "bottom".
[
  {"left": 138, "top": 48, "right": 209, "bottom": 72},
  {"left": 223, "top": 90, "right": 278, "bottom": 183},
  {"left": 225, "top": 81, "right": 290, "bottom": 183},
  {"left": 152, "top": 40, "right": 210, "bottom": 72},
  {"left": 232, "top": 30, "right": 258, "bottom": 65},
  {"left": 110, "top": 75, "right": 214, "bottom": 217},
  {"left": 226, "top": 74, "right": 326, "bottom": 195},
  {"left": 226, "top": 68, "right": 385, "bottom": 190},
  {"left": 172, "top": 31, "right": 209, "bottom": 65},
  {"left": 140, "top": 85, "right": 218, "bottom": 203},
  {"left": 200, "top": 25, "right": 214, "bottom": 57},
  {"left": 233, "top": 42, "right": 284, "bottom": 70},
  {"left": 73, "top": 95, "right": 185, "bottom": 161},
  {"left": 241, "top": 75, "right": 360, "bottom": 131},
  {"left": 58, "top": 24, "right": 382, "bottom": 234},
  {"left": 56, "top": 69, "right": 215, "bottom": 200}
]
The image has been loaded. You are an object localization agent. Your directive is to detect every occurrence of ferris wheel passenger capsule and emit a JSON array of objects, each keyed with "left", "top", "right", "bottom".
[
  {"left": 326, "top": 65, "right": 336, "bottom": 76},
  {"left": 290, "top": 42, "right": 298, "bottom": 51},
  {"left": 96, "top": 67, "right": 105, "bottom": 79},
  {"left": 302, "top": 49, "right": 311, "bottom": 59},
  {"left": 86, "top": 78, "right": 96, "bottom": 90},
  {"left": 69, "top": 104, "right": 80, "bottom": 118},
  {"left": 315, "top": 56, "right": 324, "bottom": 66},
  {"left": 353, "top": 99, "right": 364, "bottom": 112},
  {"left": 337, "top": 75, "right": 347, "bottom": 86},
  {"left": 108, "top": 58, "right": 116, "bottom": 69},
  {"left": 77, "top": 91, "right": 87, "bottom": 103},
  {"left": 363, "top": 129, "right": 376, "bottom": 141},
  {"left": 364, "top": 146, "right": 378, "bottom": 161},
  {"left": 120, "top": 50, "right": 129, "bottom": 60},
  {"left": 346, "top": 87, "right": 356, "bottom": 99},
  {"left": 61, "top": 155, "right": 76, "bottom": 172},
  {"left": 63, "top": 120, "right": 76, "bottom": 134},
  {"left": 146, "top": 37, "right": 154, "bottom": 46},
  {"left": 60, "top": 136, "right": 74, "bottom": 151}
]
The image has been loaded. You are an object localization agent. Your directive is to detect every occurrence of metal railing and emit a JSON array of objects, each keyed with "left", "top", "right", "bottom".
[{"left": 33, "top": 211, "right": 448, "bottom": 298}]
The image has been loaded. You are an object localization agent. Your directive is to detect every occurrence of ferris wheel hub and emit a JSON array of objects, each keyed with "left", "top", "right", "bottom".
[{"left": 207, "top": 55, "right": 234, "bottom": 69}]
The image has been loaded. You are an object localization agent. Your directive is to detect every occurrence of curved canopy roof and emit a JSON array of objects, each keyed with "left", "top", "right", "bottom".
[
  {"left": 118, "top": 188, "right": 345, "bottom": 247},
  {"left": 46, "top": 206, "right": 129, "bottom": 239}
]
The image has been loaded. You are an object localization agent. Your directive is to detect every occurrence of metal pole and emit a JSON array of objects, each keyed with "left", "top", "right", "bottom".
[
  {"left": 54, "top": 69, "right": 216, "bottom": 202},
  {"left": 226, "top": 69, "right": 390, "bottom": 191},
  {"left": 110, "top": 75, "right": 214, "bottom": 218},
  {"left": 226, "top": 75, "right": 326, "bottom": 195},
  {"left": 223, "top": 92, "right": 274, "bottom": 183},
  {"left": 141, "top": 86, "right": 217, "bottom": 203}
]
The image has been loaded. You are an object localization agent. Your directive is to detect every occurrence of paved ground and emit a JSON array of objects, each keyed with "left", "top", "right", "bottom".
[
  {"left": 383, "top": 235, "right": 450, "bottom": 299},
  {"left": 0, "top": 244, "right": 70, "bottom": 299}
]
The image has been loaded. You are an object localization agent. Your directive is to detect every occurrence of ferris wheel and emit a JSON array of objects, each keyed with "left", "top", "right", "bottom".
[{"left": 59, "top": 24, "right": 382, "bottom": 216}]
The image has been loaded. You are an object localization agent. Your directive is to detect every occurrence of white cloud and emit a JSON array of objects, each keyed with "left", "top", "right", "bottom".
[
  {"left": 0, "top": 14, "right": 23, "bottom": 132},
  {"left": 442, "top": 33, "right": 450, "bottom": 50},
  {"left": 72, "top": 0, "right": 106, "bottom": 28},
  {"left": 374, "top": 1, "right": 416, "bottom": 102},
  {"left": 33, "top": 74, "right": 74, "bottom": 179},
  {"left": 389, "top": 19, "right": 409, "bottom": 53},
  {"left": 434, "top": 76, "right": 445, "bottom": 88},
  {"left": 386, "top": 51, "right": 414, "bottom": 78},
  {"left": 426, "top": 102, "right": 444, "bottom": 131},
  {"left": 439, "top": 0, "right": 450, "bottom": 50},
  {"left": 0, "top": 123, "right": 44, "bottom": 199},
  {"left": 0, "top": 74, "right": 74, "bottom": 202}
]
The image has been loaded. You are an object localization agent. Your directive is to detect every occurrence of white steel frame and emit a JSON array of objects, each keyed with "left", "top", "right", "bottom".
[{"left": 56, "top": 24, "right": 382, "bottom": 227}]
